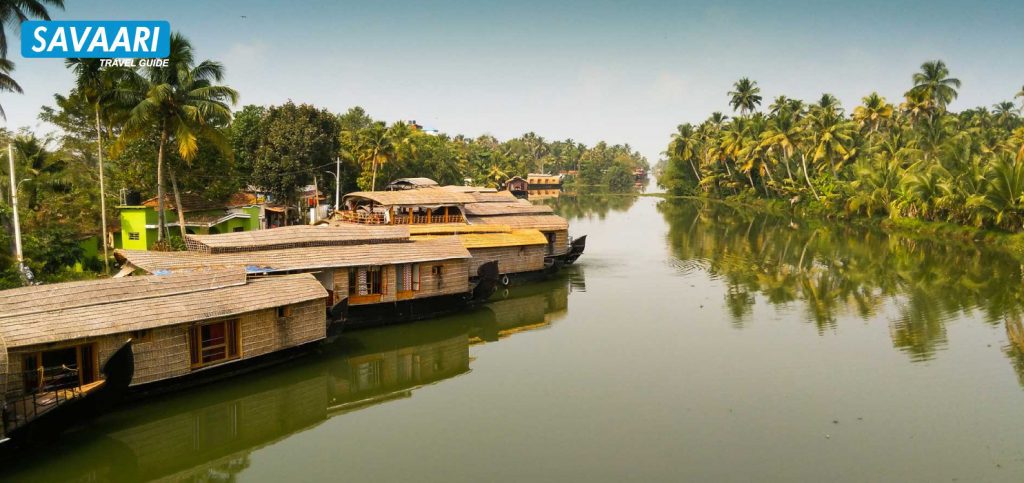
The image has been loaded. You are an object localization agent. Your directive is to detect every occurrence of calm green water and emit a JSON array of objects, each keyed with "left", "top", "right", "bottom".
[{"left": 7, "top": 189, "right": 1024, "bottom": 482}]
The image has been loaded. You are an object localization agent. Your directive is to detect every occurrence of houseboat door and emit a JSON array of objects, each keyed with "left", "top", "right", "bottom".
[{"left": 545, "top": 232, "right": 557, "bottom": 255}]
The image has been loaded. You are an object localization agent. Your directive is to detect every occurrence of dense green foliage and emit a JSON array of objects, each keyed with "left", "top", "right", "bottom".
[{"left": 658, "top": 60, "right": 1024, "bottom": 232}]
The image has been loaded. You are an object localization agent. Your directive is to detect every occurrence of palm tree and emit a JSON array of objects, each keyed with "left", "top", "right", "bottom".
[
  {"left": 1016, "top": 85, "right": 1024, "bottom": 111},
  {"left": 0, "top": 57, "right": 21, "bottom": 119},
  {"left": 0, "top": 0, "right": 64, "bottom": 56},
  {"left": 357, "top": 122, "right": 395, "bottom": 191},
  {"left": 908, "top": 60, "right": 961, "bottom": 111},
  {"left": 728, "top": 78, "right": 762, "bottom": 115},
  {"left": 117, "top": 33, "right": 238, "bottom": 242},
  {"left": 669, "top": 123, "right": 701, "bottom": 183},
  {"left": 66, "top": 58, "right": 123, "bottom": 272},
  {"left": 852, "top": 92, "right": 894, "bottom": 134}
]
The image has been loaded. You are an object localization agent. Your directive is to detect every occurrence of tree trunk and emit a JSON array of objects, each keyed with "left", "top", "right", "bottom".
[
  {"left": 156, "top": 126, "right": 168, "bottom": 242},
  {"left": 688, "top": 158, "right": 701, "bottom": 184},
  {"left": 169, "top": 168, "right": 188, "bottom": 242},
  {"left": 94, "top": 104, "right": 109, "bottom": 274},
  {"left": 801, "top": 154, "right": 821, "bottom": 201}
]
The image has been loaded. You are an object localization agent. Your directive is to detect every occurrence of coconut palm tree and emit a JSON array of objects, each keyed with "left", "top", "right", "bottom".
[
  {"left": 0, "top": 57, "right": 21, "bottom": 119},
  {"left": 853, "top": 92, "right": 894, "bottom": 134},
  {"left": 669, "top": 123, "right": 701, "bottom": 183},
  {"left": 728, "top": 77, "right": 762, "bottom": 114},
  {"left": 66, "top": 58, "right": 125, "bottom": 271},
  {"left": 908, "top": 60, "right": 961, "bottom": 111},
  {"left": 357, "top": 122, "right": 396, "bottom": 191},
  {"left": 117, "top": 33, "right": 238, "bottom": 242},
  {"left": 0, "top": 0, "right": 64, "bottom": 57},
  {"left": 1015, "top": 85, "right": 1024, "bottom": 111}
]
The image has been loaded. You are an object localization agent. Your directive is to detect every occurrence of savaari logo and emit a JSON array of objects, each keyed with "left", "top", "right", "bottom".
[{"left": 22, "top": 20, "right": 170, "bottom": 59}]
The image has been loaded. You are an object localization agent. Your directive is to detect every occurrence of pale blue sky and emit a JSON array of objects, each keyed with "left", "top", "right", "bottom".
[{"left": 6, "top": 0, "right": 1024, "bottom": 161}]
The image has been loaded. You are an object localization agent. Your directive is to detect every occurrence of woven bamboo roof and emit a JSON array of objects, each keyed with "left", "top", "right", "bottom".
[
  {"left": 185, "top": 225, "right": 410, "bottom": 253},
  {"left": 462, "top": 201, "right": 554, "bottom": 216},
  {"left": 407, "top": 224, "right": 512, "bottom": 235},
  {"left": 467, "top": 214, "right": 569, "bottom": 231},
  {"left": 441, "top": 185, "right": 498, "bottom": 193},
  {"left": 0, "top": 269, "right": 247, "bottom": 318},
  {"left": 387, "top": 177, "right": 438, "bottom": 188},
  {"left": 414, "top": 229, "right": 548, "bottom": 249},
  {"left": 467, "top": 191, "right": 518, "bottom": 203},
  {"left": 0, "top": 271, "right": 327, "bottom": 348},
  {"left": 117, "top": 237, "right": 470, "bottom": 274},
  {"left": 344, "top": 188, "right": 476, "bottom": 206}
]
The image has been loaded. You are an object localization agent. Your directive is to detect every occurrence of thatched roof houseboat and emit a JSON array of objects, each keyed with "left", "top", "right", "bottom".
[
  {"left": 336, "top": 182, "right": 586, "bottom": 282},
  {"left": 0, "top": 269, "right": 326, "bottom": 443},
  {"left": 116, "top": 224, "right": 498, "bottom": 327}
]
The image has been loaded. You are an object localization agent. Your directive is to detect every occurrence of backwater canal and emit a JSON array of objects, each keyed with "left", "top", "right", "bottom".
[{"left": 6, "top": 188, "right": 1024, "bottom": 481}]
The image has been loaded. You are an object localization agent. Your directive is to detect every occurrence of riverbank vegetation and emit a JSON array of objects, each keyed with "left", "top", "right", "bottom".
[{"left": 658, "top": 61, "right": 1024, "bottom": 234}]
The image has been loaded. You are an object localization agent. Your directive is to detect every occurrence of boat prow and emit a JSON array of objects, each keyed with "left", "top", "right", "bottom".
[{"left": 565, "top": 235, "right": 587, "bottom": 264}]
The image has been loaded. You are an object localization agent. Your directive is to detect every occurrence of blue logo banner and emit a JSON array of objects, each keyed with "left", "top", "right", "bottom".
[{"left": 22, "top": 20, "right": 170, "bottom": 58}]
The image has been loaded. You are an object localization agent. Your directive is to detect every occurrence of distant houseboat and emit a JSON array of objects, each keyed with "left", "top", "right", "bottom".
[
  {"left": 526, "top": 173, "right": 562, "bottom": 189},
  {"left": 116, "top": 225, "right": 499, "bottom": 328},
  {"left": 335, "top": 184, "right": 585, "bottom": 283},
  {"left": 504, "top": 176, "right": 529, "bottom": 198},
  {"left": 0, "top": 268, "right": 326, "bottom": 445}
]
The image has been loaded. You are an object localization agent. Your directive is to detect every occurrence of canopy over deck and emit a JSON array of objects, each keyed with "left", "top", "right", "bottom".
[
  {"left": 462, "top": 201, "right": 554, "bottom": 216},
  {"left": 343, "top": 188, "right": 477, "bottom": 207},
  {"left": 413, "top": 229, "right": 548, "bottom": 249},
  {"left": 467, "top": 214, "right": 570, "bottom": 231},
  {"left": 117, "top": 237, "right": 471, "bottom": 274},
  {"left": 185, "top": 225, "right": 410, "bottom": 253}
]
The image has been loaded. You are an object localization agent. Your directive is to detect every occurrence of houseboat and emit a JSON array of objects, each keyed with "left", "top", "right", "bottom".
[
  {"left": 0, "top": 268, "right": 327, "bottom": 445},
  {"left": 504, "top": 176, "right": 529, "bottom": 198},
  {"left": 335, "top": 183, "right": 586, "bottom": 283},
  {"left": 526, "top": 173, "right": 562, "bottom": 189},
  {"left": 116, "top": 224, "right": 500, "bottom": 328}
]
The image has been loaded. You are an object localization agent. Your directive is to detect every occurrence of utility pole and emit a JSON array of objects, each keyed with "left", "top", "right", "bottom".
[
  {"left": 7, "top": 144, "right": 24, "bottom": 272},
  {"left": 335, "top": 156, "right": 341, "bottom": 211},
  {"left": 96, "top": 108, "right": 110, "bottom": 274}
]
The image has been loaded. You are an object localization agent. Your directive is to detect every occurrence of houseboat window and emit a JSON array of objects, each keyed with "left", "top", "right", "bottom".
[
  {"left": 396, "top": 263, "right": 420, "bottom": 292},
  {"left": 349, "top": 266, "right": 383, "bottom": 296},
  {"left": 546, "top": 232, "right": 556, "bottom": 255},
  {"left": 189, "top": 319, "right": 241, "bottom": 368},
  {"left": 21, "top": 344, "right": 97, "bottom": 392},
  {"left": 277, "top": 305, "right": 293, "bottom": 318},
  {"left": 233, "top": 227, "right": 245, "bottom": 232},
  {"left": 128, "top": 232, "right": 140, "bottom": 241},
  {"left": 432, "top": 265, "right": 444, "bottom": 287},
  {"left": 130, "top": 329, "right": 153, "bottom": 343}
]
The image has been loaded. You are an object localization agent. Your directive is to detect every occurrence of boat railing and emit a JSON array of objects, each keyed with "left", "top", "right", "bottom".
[
  {"left": 337, "top": 210, "right": 387, "bottom": 225},
  {"left": 1, "top": 365, "right": 87, "bottom": 434},
  {"left": 339, "top": 210, "right": 464, "bottom": 225},
  {"left": 392, "top": 214, "right": 464, "bottom": 225}
]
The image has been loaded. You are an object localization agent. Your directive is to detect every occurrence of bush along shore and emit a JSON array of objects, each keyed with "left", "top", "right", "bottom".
[{"left": 656, "top": 60, "right": 1024, "bottom": 249}]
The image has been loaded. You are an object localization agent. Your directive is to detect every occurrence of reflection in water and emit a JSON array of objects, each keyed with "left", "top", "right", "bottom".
[
  {"left": 4, "top": 272, "right": 579, "bottom": 481},
  {"left": 542, "top": 189, "right": 639, "bottom": 221},
  {"left": 659, "top": 199, "right": 1024, "bottom": 363}
]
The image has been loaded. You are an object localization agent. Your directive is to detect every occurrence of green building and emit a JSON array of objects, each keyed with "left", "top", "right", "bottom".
[{"left": 117, "top": 192, "right": 270, "bottom": 251}]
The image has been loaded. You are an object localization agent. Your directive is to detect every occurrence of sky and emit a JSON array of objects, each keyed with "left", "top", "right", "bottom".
[{"left": 5, "top": 0, "right": 1024, "bottom": 163}]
